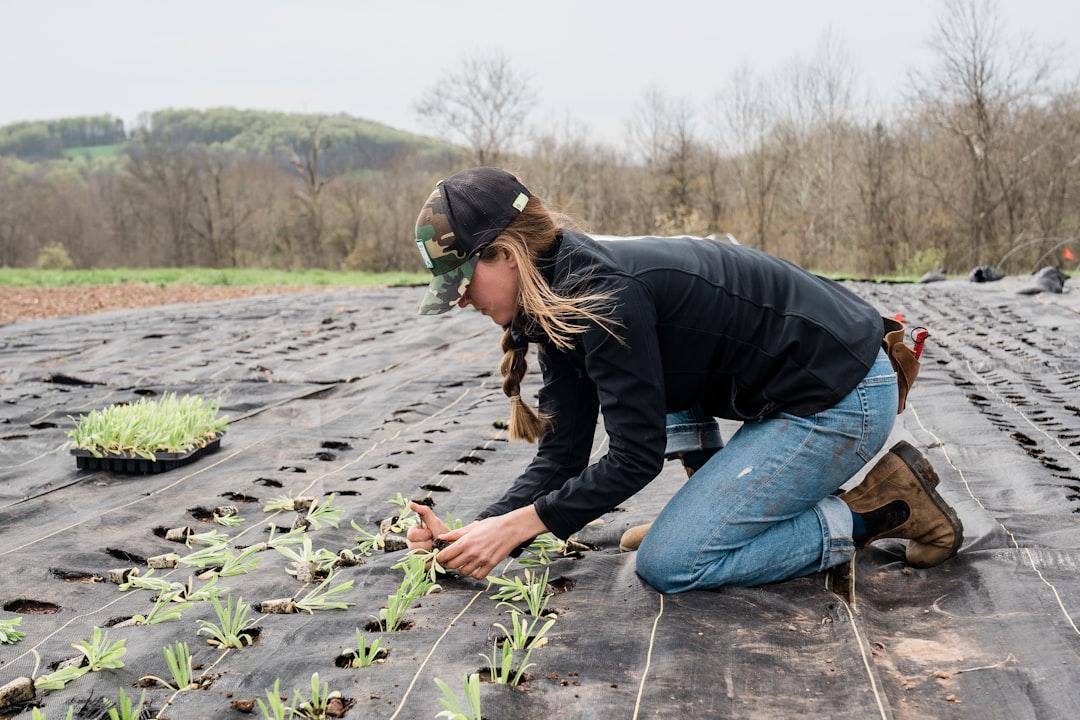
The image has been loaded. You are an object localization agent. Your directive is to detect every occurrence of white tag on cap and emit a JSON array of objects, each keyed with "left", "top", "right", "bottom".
[
  {"left": 416, "top": 239, "right": 434, "bottom": 269},
  {"left": 512, "top": 192, "right": 528, "bottom": 211}
]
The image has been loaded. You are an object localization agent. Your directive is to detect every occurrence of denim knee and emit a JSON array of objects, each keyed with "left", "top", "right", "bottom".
[{"left": 635, "top": 534, "right": 695, "bottom": 593}]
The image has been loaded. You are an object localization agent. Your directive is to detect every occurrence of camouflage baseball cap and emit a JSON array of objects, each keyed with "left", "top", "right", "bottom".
[{"left": 414, "top": 167, "right": 532, "bottom": 315}]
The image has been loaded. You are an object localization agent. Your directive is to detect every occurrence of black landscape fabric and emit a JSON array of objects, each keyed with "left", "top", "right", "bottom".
[{"left": 1, "top": 278, "right": 1079, "bottom": 719}]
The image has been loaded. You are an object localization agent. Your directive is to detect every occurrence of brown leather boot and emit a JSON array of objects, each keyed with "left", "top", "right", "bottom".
[
  {"left": 841, "top": 441, "right": 963, "bottom": 568},
  {"left": 620, "top": 451, "right": 713, "bottom": 552},
  {"left": 619, "top": 523, "right": 652, "bottom": 552}
]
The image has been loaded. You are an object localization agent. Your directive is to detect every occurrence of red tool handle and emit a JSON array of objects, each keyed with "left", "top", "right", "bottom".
[{"left": 912, "top": 327, "right": 929, "bottom": 360}]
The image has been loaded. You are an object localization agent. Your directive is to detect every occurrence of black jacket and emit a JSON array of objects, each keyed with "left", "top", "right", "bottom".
[{"left": 478, "top": 230, "right": 883, "bottom": 539}]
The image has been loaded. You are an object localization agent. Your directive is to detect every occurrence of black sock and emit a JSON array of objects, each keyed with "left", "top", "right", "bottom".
[
  {"left": 852, "top": 500, "right": 910, "bottom": 542},
  {"left": 682, "top": 447, "right": 720, "bottom": 474}
]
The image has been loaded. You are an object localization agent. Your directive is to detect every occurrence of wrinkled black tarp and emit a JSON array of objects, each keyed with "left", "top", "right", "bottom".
[{"left": 1, "top": 278, "right": 1078, "bottom": 719}]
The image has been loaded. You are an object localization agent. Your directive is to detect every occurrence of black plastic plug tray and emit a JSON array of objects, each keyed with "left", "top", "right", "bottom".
[{"left": 69, "top": 434, "right": 223, "bottom": 474}]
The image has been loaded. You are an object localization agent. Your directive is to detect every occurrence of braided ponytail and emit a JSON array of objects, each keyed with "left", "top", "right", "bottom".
[
  {"left": 483, "top": 190, "right": 620, "bottom": 443},
  {"left": 500, "top": 327, "right": 549, "bottom": 442}
]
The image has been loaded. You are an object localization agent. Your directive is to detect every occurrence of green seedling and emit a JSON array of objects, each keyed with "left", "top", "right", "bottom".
[
  {"left": 138, "top": 641, "right": 196, "bottom": 691},
  {"left": 187, "top": 528, "right": 230, "bottom": 546},
  {"left": 480, "top": 638, "right": 533, "bottom": 686},
  {"left": 434, "top": 673, "right": 482, "bottom": 720},
  {"left": 118, "top": 568, "right": 178, "bottom": 594},
  {"left": 179, "top": 575, "right": 226, "bottom": 603},
  {"left": 215, "top": 513, "right": 244, "bottom": 527},
  {"left": 132, "top": 591, "right": 191, "bottom": 625},
  {"left": 216, "top": 545, "right": 262, "bottom": 577},
  {"left": 31, "top": 707, "right": 75, "bottom": 720},
  {"left": 493, "top": 610, "right": 555, "bottom": 651},
  {"left": 295, "top": 572, "right": 354, "bottom": 613},
  {"left": 197, "top": 595, "right": 257, "bottom": 648},
  {"left": 67, "top": 391, "right": 227, "bottom": 460},
  {"left": 28, "top": 649, "right": 86, "bottom": 692},
  {"left": 0, "top": 616, "right": 25, "bottom": 644},
  {"left": 253, "top": 525, "right": 307, "bottom": 551},
  {"left": 375, "top": 568, "right": 433, "bottom": 632},
  {"left": 32, "top": 664, "right": 88, "bottom": 692},
  {"left": 178, "top": 540, "right": 232, "bottom": 569},
  {"left": 383, "top": 492, "right": 418, "bottom": 533},
  {"left": 256, "top": 679, "right": 296, "bottom": 720},
  {"left": 393, "top": 547, "right": 446, "bottom": 584},
  {"left": 487, "top": 568, "right": 553, "bottom": 618},
  {"left": 293, "top": 672, "right": 342, "bottom": 719},
  {"left": 73, "top": 627, "right": 127, "bottom": 672},
  {"left": 519, "top": 533, "right": 570, "bottom": 567},
  {"left": 351, "top": 522, "right": 386, "bottom": 556},
  {"left": 102, "top": 688, "right": 147, "bottom": 720},
  {"left": 262, "top": 495, "right": 297, "bottom": 513},
  {"left": 346, "top": 630, "right": 385, "bottom": 668},
  {"left": 181, "top": 543, "right": 261, "bottom": 577},
  {"left": 276, "top": 536, "right": 339, "bottom": 580},
  {"left": 301, "top": 494, "right": 341, "bottom": 530}
]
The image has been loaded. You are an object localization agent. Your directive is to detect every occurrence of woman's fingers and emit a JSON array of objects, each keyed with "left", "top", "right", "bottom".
[{"left": 410, "top": 501, "right": 450, "bottom": 536}]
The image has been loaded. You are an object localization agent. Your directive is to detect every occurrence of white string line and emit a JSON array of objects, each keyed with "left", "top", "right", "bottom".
[
  {"left": 0, "top": 345, "right": 480, "bottom": 556},
  {"left": 386, "top": 588, "right": 486, "bottom": 720},
  {"left": 0, "top": 320, "right": 482, "bottom": 476},
  {"left": 630, "top": 593, "right": 664, "bottom": 720},
  {"left": 1021, "top": 548, "right": 1080, "bottom": 637},
  {"left": 389, "top": 550, "right": 521, "bottom": 720},
  {"left": 157, "top": 384, "right": 483, "bottom": 715},
  {"left": 908, "top": 403, "right": 1079, "bottom": 636},
  {"left": 389, "top": 416, "right": 610, "bottom": 717},
  {"left": 907, "top": 406, "right": 992, "bottom": 515},
  {"left": 964, "top": 360, "right": 1080, "bottom": 466},
  {"left": 837, "top": 594, "right": 890, "bottom": 720},
  {"left": 2, "top": 381, "right": 474, "bottom": 678}
]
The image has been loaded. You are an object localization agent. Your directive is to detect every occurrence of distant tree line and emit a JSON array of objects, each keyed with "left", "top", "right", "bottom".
[{"left": 2, "top": 0, "right": 1077, "bottom": 276}]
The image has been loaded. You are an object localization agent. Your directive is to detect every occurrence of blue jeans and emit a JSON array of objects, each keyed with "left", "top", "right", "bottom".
[{"left": 636, "top": 347, "right": 898, "bottom": 592}]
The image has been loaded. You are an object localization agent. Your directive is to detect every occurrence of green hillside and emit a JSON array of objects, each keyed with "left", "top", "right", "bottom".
[{"left": 0, "top": 108, "right": 459, "bottom": 173}]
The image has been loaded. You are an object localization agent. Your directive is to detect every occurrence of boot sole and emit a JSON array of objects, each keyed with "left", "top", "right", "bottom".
[{"left": 890, "top": 441, "right": 964, "bottom": 566}]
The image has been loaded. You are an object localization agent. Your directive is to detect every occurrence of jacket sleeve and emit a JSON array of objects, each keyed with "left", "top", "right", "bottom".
[
  {"left": 532, "top": 277, "right": 667, "bottom": 539},
  {"left": 475, "top": 340, "right": 600, "bottom": 522}
]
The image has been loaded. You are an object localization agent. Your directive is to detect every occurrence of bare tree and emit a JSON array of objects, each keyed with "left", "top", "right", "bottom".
[
  {"left": 187, "top": 149, "right": 270, "bottom": 267},
  {"left": 125, "top": 137, "right": 197, "bottom": 266},
  {"left": 628, "top": 88, "right": 701, "bottom": 233},
  {"left": 909, "top": 0, "right": 1054, "bottom": 265},
  {"left": 716, "top": 65, "right": 790, "bottom": 253},
  {"left": 774, "top": 30, "right": 857, "bottom": 267},
  {"left": 282, "top": 118, "right": 330, "bottom": 267},
  {"left": 415, "top": 48, "right": 537, "bottom": 167}
]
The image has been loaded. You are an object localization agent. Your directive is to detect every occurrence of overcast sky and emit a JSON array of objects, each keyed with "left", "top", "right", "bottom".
[{"left": 2, "top": 0, "right": 1077, "bottom": 144}]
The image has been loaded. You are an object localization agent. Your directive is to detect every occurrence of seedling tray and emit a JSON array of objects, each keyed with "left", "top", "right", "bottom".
[{"left": 69, "top": 434, "right": 223, "bottom": 474}]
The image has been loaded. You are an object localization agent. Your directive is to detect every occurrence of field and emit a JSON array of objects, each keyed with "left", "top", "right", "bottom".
[
  {"left": 0, "top": 270, "right": 430, "bottom": 326},
  {"left": 1, "top": 278, "right": 1078, "bottom": 719}
]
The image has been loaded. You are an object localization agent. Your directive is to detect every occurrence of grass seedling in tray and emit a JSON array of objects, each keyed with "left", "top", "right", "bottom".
[{"left": 67, "top": 392, "right": 228, "bottom": 471}]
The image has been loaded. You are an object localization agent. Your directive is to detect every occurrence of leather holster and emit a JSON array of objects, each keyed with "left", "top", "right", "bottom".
[{"left": 882, "top": 317, "right": 920, "bottom": 414}]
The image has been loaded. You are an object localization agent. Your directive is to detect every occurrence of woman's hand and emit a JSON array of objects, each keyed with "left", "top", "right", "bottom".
[
  {"left": 433, "top": 505, "right": 549, "bottom": 580},
  {"left": 406, "top": 502, "right": 451, "bottom": 551}
]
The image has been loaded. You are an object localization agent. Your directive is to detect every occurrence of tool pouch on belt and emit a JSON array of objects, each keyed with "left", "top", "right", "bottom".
[{"left": 882, "top": 317, "right": 919, "bottom": 414}]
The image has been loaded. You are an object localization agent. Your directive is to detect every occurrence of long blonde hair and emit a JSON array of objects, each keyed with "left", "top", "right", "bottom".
[{"left": 481, "top": 195, "right": 621, "bottom": 442}]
